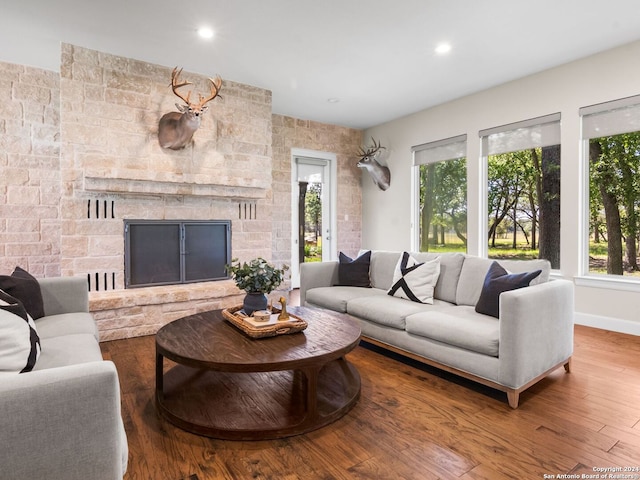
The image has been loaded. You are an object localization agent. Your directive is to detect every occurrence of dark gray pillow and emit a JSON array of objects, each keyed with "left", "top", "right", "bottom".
[
  {"left": 337, "top": 251, "right": 372, "bottom": 287},
  {"left": 0, "top": 267, "right": 45, "bottom": 319},
  {"left": 475, "top": 261, "right": 541, "bottom": 318}
]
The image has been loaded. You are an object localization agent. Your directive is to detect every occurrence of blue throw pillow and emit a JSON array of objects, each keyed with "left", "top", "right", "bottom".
[{"left": 475, "top": 261, "right": 541, "bottom": 318}]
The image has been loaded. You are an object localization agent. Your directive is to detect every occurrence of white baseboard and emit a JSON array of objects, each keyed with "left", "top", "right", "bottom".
[{"left": 575, "top": 312, "right": 640, "bottom": 336}]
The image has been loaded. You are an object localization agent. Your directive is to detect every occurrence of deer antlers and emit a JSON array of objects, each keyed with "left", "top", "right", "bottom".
[
  {"left": 170, "top": 67, "right": 222, "bottom": 109},
  {"left": 357, "top": 137, "right": 386, "bottom": 160},
  {"left": 158, "top": 67, "right": 223, "bottom": 150}
]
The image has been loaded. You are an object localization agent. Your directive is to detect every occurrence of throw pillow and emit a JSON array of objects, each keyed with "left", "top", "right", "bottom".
[
  {"left": 388, "top": 252, "right": 440, "bottom": 304},
  {"left": 338, "top": 251, "right": 372, "bottom": 287},
  {"left": 0, "top": 289, "right": 41, "bottom": 373},
  {"left": 0, "top": 266, "right": 45, "bottom": 319},
  {"left": 475, "top": 261, "right": 542, "bottom": 318}
]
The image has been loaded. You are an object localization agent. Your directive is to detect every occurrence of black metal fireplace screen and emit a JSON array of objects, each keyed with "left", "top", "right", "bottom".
[{"left": 124, "top": 220, "right": 231, "bottom": 288}]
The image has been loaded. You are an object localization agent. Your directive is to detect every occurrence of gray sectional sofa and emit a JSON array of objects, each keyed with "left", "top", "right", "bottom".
[
  {"left": 300, "top": 251, "right": 574, "bottom": 408},
  {"left": 0, "top": 276, "right": 128, "bottom": 480}
]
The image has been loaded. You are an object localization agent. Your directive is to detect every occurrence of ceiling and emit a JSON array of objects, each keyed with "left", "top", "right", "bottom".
[{"left": 2, "top": 1, "right": 640, "bottom": 129}]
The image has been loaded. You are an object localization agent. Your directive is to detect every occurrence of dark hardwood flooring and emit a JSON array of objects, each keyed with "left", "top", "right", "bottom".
[{"left": 101, "top": 317, "right": 640, "bottom": 480}]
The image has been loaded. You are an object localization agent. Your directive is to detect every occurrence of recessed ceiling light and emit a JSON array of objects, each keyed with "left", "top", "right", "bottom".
[
  {"left": 435, "top": 43, "right": 452, "bottom": 55},
  {"left": 327, "top": 98, "right": 340, "bottom": 103},
  {"left": 197, "top": 27, "right": 215, "bottom": 40}
]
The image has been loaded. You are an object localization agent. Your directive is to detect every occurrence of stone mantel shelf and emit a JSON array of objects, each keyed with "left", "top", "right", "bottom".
[
  {"left": 84, "top": 169, "right": 269, "bottom": 200},
  {"left": 89, "top": 279, "right": 243, "bottom": 312}
]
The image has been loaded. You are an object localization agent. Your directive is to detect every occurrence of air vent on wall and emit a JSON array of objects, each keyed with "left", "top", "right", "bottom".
[
  {"left": 87, "top": 199, "right": 115, "bottom": 219},
  {"left": 239, "top": 202, "right": 257, "bottom": 220},
  {"left": 88, "top": 272, "right": 116, "bottom": 292}
]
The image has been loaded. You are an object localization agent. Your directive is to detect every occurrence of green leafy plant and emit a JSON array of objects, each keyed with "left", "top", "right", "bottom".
[{"left": 225, "top": 257, "right": 288, "bottom": 294}]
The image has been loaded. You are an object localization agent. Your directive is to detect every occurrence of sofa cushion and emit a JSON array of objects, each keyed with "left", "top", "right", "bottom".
[
  {"left": 306, "top": 286, "right": 387, "bottom": 312},
  {"left": 0, "top": 267, "right": 45, "bottom": 320},
  {"left": 412, "top": 252, "right": 465, "bottom": 304},
  {"left": 35, "top": 312, "right": 100, "bottom": 341},
  {"left": 338, "top": 250, "right": 371, "bottom": 287},
  {"left": 0, "top": 290, "right": 42, "bottom": 373},
  {"left": 368, "top": 251, "right": 402, "bottom": 290},
  {"left": 475, "top": 262, "right": 541, "bottom": 318},
  {"left": 33, "top": 334, "right": 103, "bottom": 370},
  {"left": 456, "top": 256, "right": 551, "bottom": 306},
  {"left": 405, "top": 305, "right": 500, "bottom": 357},
  {"left": 347, "top": 295, "right": 452, "bottom": 330},
  {"left": 388, "top": 253, "right": 440, "bottom": 304}
]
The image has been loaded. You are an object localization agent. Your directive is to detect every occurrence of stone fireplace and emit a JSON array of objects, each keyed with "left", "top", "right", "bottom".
[
  {"left": 59, "top": 44, "right": 276, "bottom": 340},
  {"left": 0, "top": 44, "right": 364, "bottom": 341}
]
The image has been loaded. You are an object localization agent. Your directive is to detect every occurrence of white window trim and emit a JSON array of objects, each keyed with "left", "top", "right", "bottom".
[
  {"left": 578, "top": 134, "right": 591, "bottom": 277},
  {"left": 574, "top": 275, "right": 640, "bottom": 293},
  {"left": 479, "top": 136, "right": 489, "bottom": 258},
  {"left": 410, "top": 160, "right": 420, "bottom": 251}
]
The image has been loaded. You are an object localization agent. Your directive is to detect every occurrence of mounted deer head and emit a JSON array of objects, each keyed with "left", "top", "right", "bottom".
[
  {"left": 357, "top": 137, "right": 391, "bottom": 191},
  {"left": 157, "top": 67, "right": 222, "bottom": 150}
]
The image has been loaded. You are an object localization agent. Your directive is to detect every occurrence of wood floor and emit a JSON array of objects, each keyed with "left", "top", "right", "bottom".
[{"left": 101, "top": 324, "right": 640, "bottom": 480}]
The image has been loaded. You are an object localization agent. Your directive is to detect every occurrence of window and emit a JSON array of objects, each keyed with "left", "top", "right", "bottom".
[
  {"left": 581, "top": 95, "right": 640, "bottom": 278},
  {"left": 480, "top": 114, "right": 561, "bottom": 268},
  {"left": 412, "top": 135, "right": 467, "bottom": 253},
  {"left": 124, "top": 220, "right": 231, "bottom": 288}
]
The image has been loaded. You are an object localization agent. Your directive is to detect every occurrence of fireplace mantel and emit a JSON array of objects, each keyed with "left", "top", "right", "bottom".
[{"left": 84, "top": 168, "right": 270, "bottom": 200}]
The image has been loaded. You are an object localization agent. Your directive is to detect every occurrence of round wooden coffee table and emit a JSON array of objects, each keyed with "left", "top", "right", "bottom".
[{"left": 155, "top": 306, "right": 361, "bottom": 440}]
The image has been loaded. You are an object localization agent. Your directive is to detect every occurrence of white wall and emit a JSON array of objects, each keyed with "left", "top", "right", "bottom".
[{"left": 363, "top": 39, "right": 640, "bottom": 334}]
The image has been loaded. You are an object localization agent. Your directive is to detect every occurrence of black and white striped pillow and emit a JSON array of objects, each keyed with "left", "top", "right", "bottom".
[
  {"left": 0, "top": 289, "right": 41, "bottom": 373},
  {"left": 388, "top": 252, "right": 441, "bottom": 304}
]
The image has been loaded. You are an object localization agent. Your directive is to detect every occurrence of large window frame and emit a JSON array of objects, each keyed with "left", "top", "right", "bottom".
[
  {"left": 579, "top": 94, "right": 640, "bottom": 283},
  {"left": 479, "top": 113, "right": 561, "bottom": 268},
  {"left": 411, "top": 134, "right": 468, "bottom": 252}
]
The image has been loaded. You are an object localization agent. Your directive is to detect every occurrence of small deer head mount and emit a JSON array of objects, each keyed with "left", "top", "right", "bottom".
[
  {"left": 157, "top": 67, "right": 222, "bottom": 150},
  {"left": 356, "top": 137, "right": 391, "bottom": 191}
]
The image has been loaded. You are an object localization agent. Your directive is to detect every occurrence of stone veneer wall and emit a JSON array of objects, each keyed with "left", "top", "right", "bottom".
[
  {"left": 0, "top": 61, "right": 61, "bottom": 276},
  {"left": 1, "top": 45, "right": 364, "bottom": 341},
  {"left": 271, "top": 116, "right": 363, "bottom": 266},
  {"left": 59, "top": 44, "right": 277, "bottom": 339}
]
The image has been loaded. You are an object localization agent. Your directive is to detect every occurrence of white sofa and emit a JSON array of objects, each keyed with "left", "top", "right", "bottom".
[
  {"left": 0, "top": 276, "right": 128, "bottom": 480},
  {"left": 300, "top": 251, "right": 574, "bottom": 408}
]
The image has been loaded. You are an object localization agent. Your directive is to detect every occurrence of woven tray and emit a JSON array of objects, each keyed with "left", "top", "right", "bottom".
[{"left": 222, "top": 305, "right": 308, "bottom": 339}]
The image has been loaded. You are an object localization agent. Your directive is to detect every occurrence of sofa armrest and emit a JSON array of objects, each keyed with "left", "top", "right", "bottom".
[
  {"left": 299, "top": 261, "right": 339, "bottom": 306},
  {"left": 38, "top": 276, "right": 89, "bottom": 315},
  {"left": 0, "top": 361, "right": 128, "bottom": 480},
  {"left": 498, "top": 279, "right": 574, "bottom": 389}
]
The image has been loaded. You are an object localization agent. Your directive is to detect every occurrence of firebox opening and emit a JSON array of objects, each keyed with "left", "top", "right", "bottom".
[{"left": 124, "top": 220, "right": 231, "bottom": 288}]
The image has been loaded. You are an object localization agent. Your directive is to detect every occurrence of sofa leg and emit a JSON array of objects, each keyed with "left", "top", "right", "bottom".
[
  {"left": 506, "top": 390, "right": 519, "bottom": 409},
  {"left": 564, "top": 357, "right": 572, "bottom": 373}
]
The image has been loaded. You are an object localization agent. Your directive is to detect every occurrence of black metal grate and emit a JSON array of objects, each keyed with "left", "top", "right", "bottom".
[{"left": 124, "top": 220, "right": 231, "bottom": 288}]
